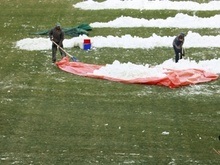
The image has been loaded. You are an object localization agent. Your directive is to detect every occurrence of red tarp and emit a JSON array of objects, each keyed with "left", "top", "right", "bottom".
[{"left": 56, "top": 57, "right": 219, "bottom": 88}]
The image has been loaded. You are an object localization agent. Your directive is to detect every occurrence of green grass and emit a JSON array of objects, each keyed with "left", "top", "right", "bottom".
[{"left": 0, "top": 0, "right": 220, "bottom": 164}]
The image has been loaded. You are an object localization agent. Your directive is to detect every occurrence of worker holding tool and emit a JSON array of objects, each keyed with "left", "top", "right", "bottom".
[
  {"left": 49, "top": 23, "right": 66, "bottom": 63},
  {"left": 173, "top": 32, "right": 185, "bottom": 63}
]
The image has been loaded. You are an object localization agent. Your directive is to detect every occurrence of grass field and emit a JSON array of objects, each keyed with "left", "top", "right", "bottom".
[{"left": 0, "top": 0, "right": 220, "bottom": 164}]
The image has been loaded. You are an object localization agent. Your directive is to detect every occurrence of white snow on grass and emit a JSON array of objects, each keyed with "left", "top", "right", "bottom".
[
  {"left": 73, "top": 0, "right": 220, "bottom": 11},
  {"left": 15, "top": 35, "right": 89, "bottom": 51},
  {"left": 91, "top": 13, "right": 220, "bottom": 28},
  {"left": 15, "top": 31, "right": 220, "bottom": 50}
]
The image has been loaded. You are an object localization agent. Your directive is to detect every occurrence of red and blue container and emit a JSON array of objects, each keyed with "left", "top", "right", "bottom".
[{"left": 83, "top": 39, "right": 91, "bottom": 50}]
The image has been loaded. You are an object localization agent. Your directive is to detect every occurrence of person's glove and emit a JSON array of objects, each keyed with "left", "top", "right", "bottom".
[
  {"left": 50, "top": 37, "right": 53, "bottom": 41},
  {"left": 182, "top": 48, "right": 185, "bottom": 56}
]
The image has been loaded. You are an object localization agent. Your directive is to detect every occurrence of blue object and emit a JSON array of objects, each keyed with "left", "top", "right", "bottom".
[{"left": 83, "top": 43, "right": 91, "bottom": 50}]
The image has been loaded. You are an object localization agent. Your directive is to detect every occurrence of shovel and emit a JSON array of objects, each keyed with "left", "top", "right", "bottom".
[{"left": 52, "top": 41, "right": 79, "bottom": 62}]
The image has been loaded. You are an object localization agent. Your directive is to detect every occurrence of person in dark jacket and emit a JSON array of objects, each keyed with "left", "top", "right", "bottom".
[
  {"left": 49, "top": 23, "right": 65, "bottom": 63},
  {"left": 173, "top": 33, "right": 185, "bottom": 63}
]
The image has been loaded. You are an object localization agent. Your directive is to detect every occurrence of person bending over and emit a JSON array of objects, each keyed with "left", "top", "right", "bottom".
[
  {"left": 49, "top": 23, "right": 65, "bottom": 63},
  {"left": 173, "top": 33, "right": 185, "bottom": 63}
]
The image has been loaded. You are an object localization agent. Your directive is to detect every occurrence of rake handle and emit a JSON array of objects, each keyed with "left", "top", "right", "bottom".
[
  {"left": 52, "top": 40, "right": 78, "bottom": 62},
  {"left": 52, "top": 41, "right": 70, "bottom": 57}
]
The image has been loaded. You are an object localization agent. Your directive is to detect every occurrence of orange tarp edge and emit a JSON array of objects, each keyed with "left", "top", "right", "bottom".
[{"left": 56, "top": 57, "right": 219, "bottom": 88}]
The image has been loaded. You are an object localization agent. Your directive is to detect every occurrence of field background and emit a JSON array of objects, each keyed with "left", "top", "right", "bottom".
[{"left": 0, "top": 0, "right": 220, "bottom": 164}]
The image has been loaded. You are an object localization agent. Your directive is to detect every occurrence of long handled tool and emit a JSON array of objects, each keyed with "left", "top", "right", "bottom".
[
  {"left": 52, "top": 41, "right": 78, "bottom": 62},
  {"left": 178, "top": 48, "right": 185, "bottom": 60}
]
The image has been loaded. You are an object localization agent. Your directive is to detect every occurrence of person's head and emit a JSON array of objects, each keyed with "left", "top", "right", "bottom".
[
  {"left": 178, "top": 32, "right": 185, "bottom": 41},
  {"left": 55, "top": 23, "right": 61, "bottom": 30}
]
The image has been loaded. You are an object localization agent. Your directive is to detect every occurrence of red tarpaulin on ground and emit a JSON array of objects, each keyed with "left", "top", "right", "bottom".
[{"left": 56, "top": 57, "right": 219, "bottom": 88}]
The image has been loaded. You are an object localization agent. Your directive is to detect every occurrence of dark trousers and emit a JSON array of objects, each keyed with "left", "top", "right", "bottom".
[
  {"left": 52, "top": 42, "right": 65, "bottom": 63},
  {"left": 173, "top": 46, "right": 182, "bottom": 63}
]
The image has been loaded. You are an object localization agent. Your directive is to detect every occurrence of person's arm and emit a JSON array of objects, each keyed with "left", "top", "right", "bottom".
[
  {"left": 59, "top": 31, "right": 64, "bottom": 45},
  {"left": 173, "top": 37, "right": 178, "bottom": 49},
  {"left": 180, "top": 39, "right": 185, "bottom": 55},
  {"left": 49, "top": 29, "right": 53, "bottom": 41},
  {"left": 173, "top": 38, "right": 182, "bottom": 49}
]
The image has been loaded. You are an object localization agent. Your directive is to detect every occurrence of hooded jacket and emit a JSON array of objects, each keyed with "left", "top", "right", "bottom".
[
  {"left": 173, "top": 34, "right": 184, "bottom": 50},
  {"left": 49, "top": 27, "right": 64, "bottom": 44}
]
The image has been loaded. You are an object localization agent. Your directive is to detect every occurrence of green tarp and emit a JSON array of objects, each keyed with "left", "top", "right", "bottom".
[{"left": 31, "top": 23, "right": 92, "bottom": 37}]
